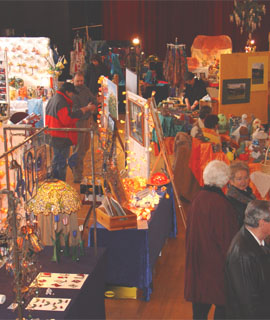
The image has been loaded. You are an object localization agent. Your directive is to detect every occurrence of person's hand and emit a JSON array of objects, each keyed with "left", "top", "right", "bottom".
[
  {"left": 191, "top": 100, "right": 199, "bottom": 110},
  {"left": 81, "top": 104, "right": 93, "bottom": 114},
  {"left": 87, "top": 102, "right": 97, "bottom": 112}
]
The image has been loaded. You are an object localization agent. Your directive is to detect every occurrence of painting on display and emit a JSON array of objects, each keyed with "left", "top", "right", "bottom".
[
  {"left": 102, "top": 77, "right": 118, "bottom": 120},
  {"left": 126, "top": 91, "right": 150, "bottom": 179},
  {"left": 128, "top": 99, "right": 144, "bottom": 146},
  {"left": 222, "top": 78, "right": 251, "bottom": 105},
  {"left": 248, "top": 56, "right": 268, "bottom": 91}
]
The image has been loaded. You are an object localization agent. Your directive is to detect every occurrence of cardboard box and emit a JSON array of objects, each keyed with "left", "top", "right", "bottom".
[{"left": 96, "top": 205, "right": 137, "bottom": 231}]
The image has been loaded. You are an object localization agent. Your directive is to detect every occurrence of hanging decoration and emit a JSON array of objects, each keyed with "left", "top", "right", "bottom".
[
  {"left": 70, "top": 32, "right": 85, "bottom": 76},
  {"left": 163, "top": 42, "right": 188, "bottom": 95},
  {"left": 230, "top": 0, "right": 266, "bottom": 39}
]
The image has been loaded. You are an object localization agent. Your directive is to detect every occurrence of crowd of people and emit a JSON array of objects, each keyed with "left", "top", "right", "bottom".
[
  {"left": 44, "top": 59, "right": 270, "bottom": 319},
  {"left": 185, "top": 159, "right": 270, "bottom": 319}
]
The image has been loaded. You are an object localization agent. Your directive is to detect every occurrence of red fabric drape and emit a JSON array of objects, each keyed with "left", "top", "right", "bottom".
[{"left": 102, "top": 0, "right": 269, "bottom": 59}]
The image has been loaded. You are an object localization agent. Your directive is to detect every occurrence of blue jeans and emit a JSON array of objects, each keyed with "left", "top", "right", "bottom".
[{"left": 52, "top": 146, "right": 70, "bottom": 181}]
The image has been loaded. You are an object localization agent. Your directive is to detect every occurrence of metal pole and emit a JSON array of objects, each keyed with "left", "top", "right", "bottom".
[
  {"left": 4, "top": 190, "right": 23, "bottom": 320},
  {"left": 90, "top": 129, "right": 97, "bottom": 255}
]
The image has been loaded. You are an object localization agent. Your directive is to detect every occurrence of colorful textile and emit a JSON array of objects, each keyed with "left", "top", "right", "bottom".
[
  {"left": 202, "top": 127, "right": 221, "bottom": 145},
  {"left": 189, "top": 138, "right": 229, "bottom": 186}
]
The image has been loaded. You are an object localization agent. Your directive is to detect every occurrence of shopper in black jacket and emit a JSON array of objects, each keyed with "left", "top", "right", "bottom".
[{"left": 225, "top": 200, "right": 270, "bottom": 319}]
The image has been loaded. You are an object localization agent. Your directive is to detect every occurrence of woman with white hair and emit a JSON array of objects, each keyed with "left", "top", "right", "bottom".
[{"left": 185, "top": 160, "right": 239, "bottom": 320}]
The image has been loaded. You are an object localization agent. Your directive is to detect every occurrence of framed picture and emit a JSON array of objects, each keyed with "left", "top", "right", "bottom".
[
  {"left": 106, "top": 166, "right": 128, "bottom": 205},
  {"left": 248, "top": 56, "right": 268, "bottom": 91},
  {"left": 128, "top": 98, "right": 145, "bottom": 146},
  {"left": 222, "top": 78, "right": 251, "bottom": 105}
]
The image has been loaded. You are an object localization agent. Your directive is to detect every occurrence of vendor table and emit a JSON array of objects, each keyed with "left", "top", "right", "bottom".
[
  {"left": 0, "top": 247, "right": 106, "bottom": 319},
  {"left": 88, "top": 185, "right": 177, "bottom": 301}
]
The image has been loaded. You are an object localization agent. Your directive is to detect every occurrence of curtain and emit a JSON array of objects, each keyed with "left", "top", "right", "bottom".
[{"left": 102, "top": 0, "right": 269, "bottom": 59}]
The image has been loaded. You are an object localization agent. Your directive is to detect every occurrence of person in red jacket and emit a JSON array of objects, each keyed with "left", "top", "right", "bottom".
[{"left": 46, "top": 82, "right": 92, "bottom": 181}]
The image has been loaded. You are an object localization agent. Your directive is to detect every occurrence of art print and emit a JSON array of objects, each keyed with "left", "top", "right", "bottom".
[
  {"left": 128, "top": 99, "right": 144, "bottom": 146},
  {"left": 222, "top": 78, "right": 251, "bottom": 105}
]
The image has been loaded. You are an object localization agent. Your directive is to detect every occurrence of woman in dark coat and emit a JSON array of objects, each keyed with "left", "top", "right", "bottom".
[
  {"left": 226, "top": 161, "right": 256, "bottom": 228},
  {"left": 184, "top": 160, "right": 239, "bottom": 320}
]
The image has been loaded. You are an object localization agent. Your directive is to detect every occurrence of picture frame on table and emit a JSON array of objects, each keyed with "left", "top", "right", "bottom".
[
  {"left": 248, "top": 55, "right": 268, "bottom": 91},
  {"left": 222, "top": 78, "right": 251, "bottom": 105},
  {"left": 128, "top": 98, "right": 145, "bottom": 146},
  {"left": 106, "top": 166, "right": 128, "bottom": 206}
]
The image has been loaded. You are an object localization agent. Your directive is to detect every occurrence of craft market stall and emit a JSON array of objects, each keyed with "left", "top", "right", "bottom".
[
  {"left": 0, "top": 37, "right": 67, "bottom": 123},
  {"left": 88, "top": 184, "right": 176, "bottom": 301}
]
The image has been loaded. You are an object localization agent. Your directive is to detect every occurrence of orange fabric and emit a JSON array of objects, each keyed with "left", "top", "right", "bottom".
[
  {"left": 189, "top": 138, "right": 230, "bottom": 186},
  {"left": 153, "top": 137, "right": 175, "bottom": 156}
]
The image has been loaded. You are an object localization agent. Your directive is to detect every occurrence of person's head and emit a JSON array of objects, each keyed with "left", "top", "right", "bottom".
[
  {"left": 229, "top": 161, "right": 250, "bottom": 191},
  {"left": 199, "top": 106, "right": 212, "bottom": 120},
  {"left": 204, "top": 114, "right": 219, "bottom": 129},
  {"left": 73, "top": 71, "right": 84, "bottom": 87},
  {"left": 59, "top": 82, "right": 78, "bottom": 99},
  {"left": 245, "top": 200, "right": 270, "bottom": 236},
  {"left": 184, "top": 71, "right": 195, "bottom": 85},
  {"left": 203, "top": 160, "right": 230, "bottom": 188},
  {"left": 91, "top": 53, "right": 102, "bottom": 66}
]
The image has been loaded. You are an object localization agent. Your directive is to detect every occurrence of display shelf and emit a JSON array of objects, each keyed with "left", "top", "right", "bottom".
[{"left": 0, "top": 51, "right": 10, "bottom": 121}]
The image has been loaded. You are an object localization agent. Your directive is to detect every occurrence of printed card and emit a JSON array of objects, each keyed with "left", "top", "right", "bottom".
[
  {"left": 30, "top": 272, "right": 89, "bottom": 290},
  {"left": 26, "top": 297, "right": 71, "bottom": 312}
]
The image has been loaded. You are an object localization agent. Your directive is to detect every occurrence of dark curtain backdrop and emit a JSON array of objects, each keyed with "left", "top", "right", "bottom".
[{"left": 102, "top": 0, "right": 270, "bottom": 59}]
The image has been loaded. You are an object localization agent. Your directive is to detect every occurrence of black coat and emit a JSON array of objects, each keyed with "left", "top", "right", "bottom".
[
  {"left": 226, "top": 185, "right": 256, "bottom": 228},
  {"left": 225, "top": 226, "right": 270, "bottom": 319}
]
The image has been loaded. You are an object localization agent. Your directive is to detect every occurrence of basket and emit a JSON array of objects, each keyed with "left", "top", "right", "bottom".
[{"left": 261, "top": 146, "right": 270, "bottom": 175}]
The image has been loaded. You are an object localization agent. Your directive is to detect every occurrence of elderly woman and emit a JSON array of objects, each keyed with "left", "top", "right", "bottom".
[
  {"left": 226, "top": 161, "right": 256, "bottom": 228},
  {"left": 185, "top": 160, "right": 238, "bottom": 320}
]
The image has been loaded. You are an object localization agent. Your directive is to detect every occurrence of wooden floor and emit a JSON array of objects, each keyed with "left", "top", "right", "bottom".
[{"left": 65, "top": 115, "right": 215, "bottom": 320}]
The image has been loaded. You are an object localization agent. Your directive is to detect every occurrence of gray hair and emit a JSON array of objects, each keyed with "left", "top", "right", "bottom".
[
  {"left": 229, "top": 161, "right": 249, "bottom": 181},
  {"left": 244, "top": 200, "right": 270, "bottom": 228},
  {"left": 203, "top": 160, "right": 230, "bottom": 188}
]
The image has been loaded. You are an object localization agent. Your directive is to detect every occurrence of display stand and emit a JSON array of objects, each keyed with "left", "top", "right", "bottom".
[
  {"left": 72, "top": 24, "right": 103, "bottom": 41},
  {"left": 163, "top": 39, "right": 187, "bottom": 96},
  {"left": 0, "top": 51, "right": 10, "bottom": 121},
  {"left": 148, "top": 97, "right": 186, "bottom": 229}
]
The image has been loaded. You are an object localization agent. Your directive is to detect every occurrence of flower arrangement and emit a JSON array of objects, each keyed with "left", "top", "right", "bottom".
[
  {"left": 43, "top": 50, "right": 67, "bottom": 77},
  {"left": 230, "top": 0, "right": 266, "bottom": 39}
]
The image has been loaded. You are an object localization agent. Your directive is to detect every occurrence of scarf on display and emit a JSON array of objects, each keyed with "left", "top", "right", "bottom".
[{"left": 227, "top": 184, "right": 256, "bottom": 205}]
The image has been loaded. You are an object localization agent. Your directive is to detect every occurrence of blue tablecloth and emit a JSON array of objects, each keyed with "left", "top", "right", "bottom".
[{"left": 88, "top": 185, "right": 177, "bottom": 301}]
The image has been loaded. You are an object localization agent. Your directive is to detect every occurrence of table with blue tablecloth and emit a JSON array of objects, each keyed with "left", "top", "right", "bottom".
[
  {"left": 88, "top": 185, "right": 177, "bottom": 301},
  {"left": 0, "top": 247, "right": 107, "bottom": 319}
]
